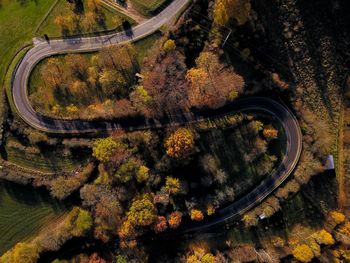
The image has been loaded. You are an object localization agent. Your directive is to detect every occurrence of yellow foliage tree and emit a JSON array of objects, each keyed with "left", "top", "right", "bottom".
[
  {"left": 0, "top": 242, "right": 39, "bottom": 263},
  {"left": 92, "top": 137, "right": 118, "bottom": 162},
  {"left": 329, "top": 211, "right": 346, "bottom": 225},
  {"left": 186, "top": 248, "right": 216, "bottom": 263},
  {"left": 213, "top": 0, "right": 251, "bottom": 26},
  {"left": 292, "top": 244, "right": 314, "bottom": 263},
  {"left": 163, "top": 39, "right": 176, "bottom": 52},
  {"left": 165, "top": 177, "right": 181, "bottom": 194},
  {"left": 315, "top": 229, "right": 335, "bottom": 246},
  {"left": 127, "top": 194, "right": 157, "bottom": 227}
]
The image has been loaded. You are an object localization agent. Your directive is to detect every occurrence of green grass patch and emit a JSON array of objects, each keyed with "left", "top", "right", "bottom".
[
  {"left": 130, "top": 0, "right": 170, "bottom": 16},
  {"left": 0, "top": 0, "right": 57, "bottom": 90},
  {"left": 0, "top": 180, "right": 68, "bottom": 254},
  {"left": 36, "top": 0, "right": 135, "bottom": 38}
]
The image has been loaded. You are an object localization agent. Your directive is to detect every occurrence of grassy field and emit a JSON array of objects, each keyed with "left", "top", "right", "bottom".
[
  {"left": 0, "top": 0, "right": 57, "bottom": 90},
  {"left": 36, "top": 0, "right": 135, "bottom": 38},
  {"left": 4, "top": 136, "right": 89, "bottom": 173},
  {"left": 0, "top": 180, "right": 68, "bottom": 254},
  {"left": 130, "top": 0, "right": 169, "bottom": 16}
]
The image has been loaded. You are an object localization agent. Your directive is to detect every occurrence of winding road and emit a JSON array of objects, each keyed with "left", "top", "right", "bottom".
[{"left": 11, "top": 0, "right": 302, "bottom": 227}]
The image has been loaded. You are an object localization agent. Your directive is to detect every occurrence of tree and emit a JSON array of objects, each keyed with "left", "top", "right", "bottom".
[
  {"left": 66, "top": 104, "right": 79, "bottom": 116},
  {"left": 165, "top": 177, "right": 181, "bottom": 194},
  {"left": 92, "top": 137, "right": 118, "bottom": 162},
  {"left": 168, "top": 211, "right": 182, "bottom": 229},
  {"left": 187, "top": 51, "right": 244, "bottom": 109},
  {"left": 153, "top": 216, "right": 168, "bottom": 233},
  {"left": 263, "top": 126, "right": 278, "bottom": 139},
  {"left": 213, "top": 0, "right": 251, "bottom": 26},
  {"left": 165, "top": 128, "right": 195, "bottom": 158},
  {"left": 329, "top": 211, "right": 345, "bottom": 225},
  {"left": 292, "top": 244, "right": 314, "bottom": 262},
  {"left": 315, "top": 229, "right": 335, "bottom": 245},
  {"left": 73, "top": 209, "right": 93, "bottom": 236},
  {"left": 163, "top": 39, "right": 176, "bottom": 52},
  {"left": 142, "top": 50, "right": 189, "bottom": 114},
  {"left": 190, "top": 209, "right": 204, "bottom": 221},
  {"left": 129, "top": 86, "right": 153, "bottom": 115},
  {"left": 65, "top": 54, "right": 88, "bottom": 79},
  {"left": 127, "top": 194, "right": 157, "bottom": 226},
  {"left": 87, "top": 0, "right": 101, "bottom": 10},
  {"left": 186, "top": 248, "right": 216, "bottom": 263},
  {"left": 136, "top": 165, "right": 150, "bottom": 183},
  {"left": 0, "top": 242, "right": 40, "bottom": 263},
  {"left": 115, "top": 159, "right": 140, "bottom": 183}
]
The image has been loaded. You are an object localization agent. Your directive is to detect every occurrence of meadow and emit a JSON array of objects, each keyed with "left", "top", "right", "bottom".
[{"left": 0, "top": 180, "right": 68, "bottom": 254}]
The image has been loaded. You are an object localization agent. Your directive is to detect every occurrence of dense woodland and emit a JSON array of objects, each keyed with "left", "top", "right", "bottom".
[{"left": 0, "top": 0, "right": 350, "bottom": 262}]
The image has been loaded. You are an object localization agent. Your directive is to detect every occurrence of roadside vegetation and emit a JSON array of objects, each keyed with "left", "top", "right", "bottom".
[{"left": 130, "top": 0, "right": 169, "bottom": 16}]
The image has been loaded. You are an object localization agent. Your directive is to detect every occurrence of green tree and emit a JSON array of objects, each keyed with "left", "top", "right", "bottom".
[
  {"left": 115, "top": 159, "right": 139, "bottom": 183},
  {"left": 93, "top": 137, "right": 118, "bottom": 162}
]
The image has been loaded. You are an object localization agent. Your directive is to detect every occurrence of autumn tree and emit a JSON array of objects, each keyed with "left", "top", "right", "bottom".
[
  {"left": 129, "top": 86, "right": 153, "bottom": 115},
  {"left": 136, "top": 165, "right": 150, "bottom": 183},
  {"left": 186, "top": 248, "right": 216, "bottom": 263},
  {"left": 115, "top": 159, "right": 140, "bottom": 183},
  {"left": 163, "top": 39, "right": 176, "bottom": 52},
  {"left": 87, "top": 0, "right": 101, "bottom": 10},
  {"left": 263, "top": 126, "right": 278, "bottom": 140},
  {"left": 314, "top": 229, "right": 335, "bottom": 245},
  {"left": 0, "top": 242, "right": 40, "bottom": 263},
  {"left": 153, "top": 216, "right": 168, "bottom": 233},
  {"left": 213, "top": 0, "right": 251, "bottom": 26},
  {"left": 94, "top": 197, "right": 123, "bottom": 242},
  {"left": 142, "top": 50, "right": 189, "bottom": 114},
  {"left": 42, "top": 58, "right": 63, "bottom": 88},
  {"left": 65, "top": 54, "right": 88, "bottom": 79},
  {"left": 127, "top": 194, "right": 157, "bottom": 227},
  {"left": 92, "top": 137, "right": 118, "bottom": 162},
  {"left": 292, "top": 244, "right": 314, "bottom": 263},
  {"left": 329, "top": 211, "right": 346, "bottom": 225},
  {"left": 165, "top": 177, "right": 181, "bottom": 194},
  {"left": 165, "top": 128, "right": 195, "bottom": 158},
  {"left": 187, "top": 51, "right": 244, "bottom": 109},
  {"left": 168, "top": 211, "right": 182, "bottom": 229},
  {"left": 190, "top": 209, "right": 204, "bottom": 221}
]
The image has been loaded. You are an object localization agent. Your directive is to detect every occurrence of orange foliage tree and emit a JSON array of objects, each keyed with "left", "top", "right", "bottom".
[
  {"left": 165, "top": 128, "right": 195, "bottom": 158},
  {"left": 168, "top": 211, "right": 182, "bottom": 229},
  {"left": 190, "top": 209, "right": 204, "bottom": 221}
]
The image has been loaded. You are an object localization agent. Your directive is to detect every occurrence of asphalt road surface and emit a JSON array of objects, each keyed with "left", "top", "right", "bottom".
[{"left": 11, "top": 0, "right": 302, "bottom": 230}]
